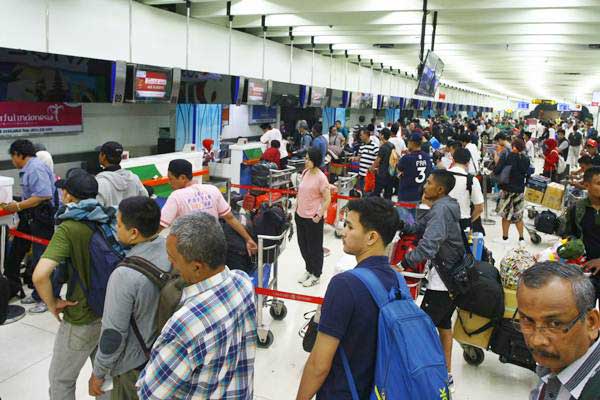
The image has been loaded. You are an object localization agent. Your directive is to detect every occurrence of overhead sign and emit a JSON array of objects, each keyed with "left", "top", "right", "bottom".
[
  {"left": 517, "top": 101, "right": 529, "bottom": 110},
  {"left": 532, "top": 99, "right": 557, "bottom": 105},
  {"left": 557, "top": 103, "right": 570, "bottom": 112},
  {"left": 592, "top": 91, "right": 600, "bottom": 107},
  {"left": 0, "top": 102, "right": 83, "bottom": 136}
]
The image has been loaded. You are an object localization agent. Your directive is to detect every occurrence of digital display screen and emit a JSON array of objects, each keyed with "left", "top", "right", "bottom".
[
  {"left": 270, "top": 81, "right": 301, "bottom": 107},
  {"left": 136, "top": 69, "right": 168, "bottom": 98},
  {"left": 350, "top": 92, "right": 362, "bottom": 109},
  {"left": 246, "top": 78, "right": 268, "bottom": 105},
  {"left": 415, "top": 50, "right": 444, "bottom": 98},
  {"left": 178, "top": 71, "right": 234, "bottom": 104},
  {"left": 309, "top": 86, "right": 327, "bottom": 107},
  {"left": 360, "top": 93, "right": 374, "bottom": 109}
]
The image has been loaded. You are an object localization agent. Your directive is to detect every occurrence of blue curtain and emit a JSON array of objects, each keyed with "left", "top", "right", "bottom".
[
  {"left": 175, "top": 104, "right": 222, "bottom": 151},
  {"left": 322, "top": 107, "right": 336, "bottom": 134}
]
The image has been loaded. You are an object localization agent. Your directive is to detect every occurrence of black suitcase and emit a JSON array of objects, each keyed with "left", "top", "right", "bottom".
[{"left": 489, "top": 318, "right": 537, "bottom": 371}]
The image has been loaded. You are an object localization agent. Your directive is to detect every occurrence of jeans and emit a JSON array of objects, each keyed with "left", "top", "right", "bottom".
[
  {"left": 49, "top": 320, "right": 110, "bottom": 400},
  {"left": 295, "top": 213, "right": 324, "bottom": 278}
]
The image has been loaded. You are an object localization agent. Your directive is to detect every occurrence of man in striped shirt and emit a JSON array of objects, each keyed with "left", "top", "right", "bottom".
[
  {"left": 353, "top": 128, "right": 379, "bottom": 192},
  {"left": 517, "top": 262, "right": 600, "bottom": 400},
  {"left": 137, "top": 212, "right": 257, "bottom": 400}
]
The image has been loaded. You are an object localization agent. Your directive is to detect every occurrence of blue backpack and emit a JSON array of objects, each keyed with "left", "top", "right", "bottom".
[
  {"left": 70, "top": 222, "right": 125, "bottom": 316},
  {"left": 340, "top": 268, "right": 450, "bottom": 400}
]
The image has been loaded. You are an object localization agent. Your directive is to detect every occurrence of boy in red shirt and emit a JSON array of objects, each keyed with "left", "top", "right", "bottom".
[
  {"left": 261, "top": 140, "right": 281, "bottom": 169},
  {"left": 543, "top": 138, "right": 559, "bottom": 182}
]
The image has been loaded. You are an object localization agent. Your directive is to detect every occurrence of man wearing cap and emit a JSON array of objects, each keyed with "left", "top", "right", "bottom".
[
  {"left": 396, "top": 133, "right": 433, "bottom": 204},
  {"left": 160, "top": 159, "right": 258, "bottom": 255},
  {"left": 3, "top": 139, "right": 58, "bottom": 313},
  {"left": 96, "top": 141, "right": 148, "bottom": 207},
  {"left": 33, "top": 169, "right": 117, "bottom": 400},
  {"left": 583, "top": 139, "right": 600, "bottom": 166}
]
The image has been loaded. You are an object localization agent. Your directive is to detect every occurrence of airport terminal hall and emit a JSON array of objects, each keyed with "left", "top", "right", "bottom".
[{"left": 2, "top": 1, "right": 600, "bottom": 399}]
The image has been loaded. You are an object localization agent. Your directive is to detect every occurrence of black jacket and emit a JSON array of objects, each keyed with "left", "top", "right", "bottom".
[{"left": 493, "top": 152, "right": 530, "bottom": 193}]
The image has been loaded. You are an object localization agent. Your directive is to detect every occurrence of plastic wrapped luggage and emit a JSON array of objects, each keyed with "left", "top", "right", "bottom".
[{"left": 499, "top": 247, "right": 536, "bottom": 290}]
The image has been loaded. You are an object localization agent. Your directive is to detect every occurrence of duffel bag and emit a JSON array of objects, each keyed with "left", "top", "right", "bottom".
[
  {"left": 454, "top": 261, "right": 505, "bottom": 321},
  {"left": 251, "top": 161, "right": 277, "bottom": 187},
  {"left": 489, "top": 317, "right": 536, "bottom": 372},
  {"left": 534, "top": 210, "right": 558, "bottom": 234}
]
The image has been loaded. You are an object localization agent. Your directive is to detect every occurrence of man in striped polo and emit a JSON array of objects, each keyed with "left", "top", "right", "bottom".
[{"left": 354, "top": 128, "right": 379, "bottom": 193}]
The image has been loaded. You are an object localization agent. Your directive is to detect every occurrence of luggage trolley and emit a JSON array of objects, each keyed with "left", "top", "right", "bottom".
[
  {"left": 255, "top": 229, "right": 290, "bottom": 348},
  {"left": 262, "top": 166, "right": 295, "bottom": 212},
  {"left": 286, "top": 158, "right": 306, "bottom": 188}
]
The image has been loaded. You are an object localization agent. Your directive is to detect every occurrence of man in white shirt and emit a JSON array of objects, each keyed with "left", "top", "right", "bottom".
[
  {"left": 523, "top": 131, "right": 536, "bottom": 162},
  {"left": 389, "top": 123, "right": 407, "bottom": 155},
  {"left": 459, "top": 134, "right": 480, "bottom": 175},
  {"left": 447, "top": 148, "right": 484, "bottom": 231},
  {"left": 260, "top": 123, "right": 288, "bottom": 159}
]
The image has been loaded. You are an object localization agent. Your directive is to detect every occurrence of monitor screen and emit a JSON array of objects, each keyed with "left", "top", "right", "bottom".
[
  {"left": 249, "top": 105, "right": 277, "bottom": 124},
  {"left": 0, "top": 47, "right": 113, "bottom": 102},
  {"left": 329, "top": 89, "right": 346, "bottom": 108},
  {"left": 178, "top": 71, "right": 234, "bottom": 104},
  {"left": 350, "top": 92, "right": 362, "bottom": 109},
  {"left": 389, "top": 96, "right": 401, "bottom": 108},
  {"left": 360, "top": 93, "right": 374, "bottom": 109},
  {"left": 415, "top": 50, "right": 444, "bottom": 98},
  {"left": 134, "top": 66, "right": 172, "bottom": 102},
  {"left": 246, "top": 78, "right": 269, "bottom": 105},
  {"left": 270, "top": 81, "right": 302, "bottom": 107},
  {"left": 309, "top": 86, "right": 327, "bottom": 107},
  {"left": 381, "top": 95, "right": 390, "bottom": 109}
]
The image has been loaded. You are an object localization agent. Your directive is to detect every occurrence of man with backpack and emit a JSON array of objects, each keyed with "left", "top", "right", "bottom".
[
  {"left": 448, "top": 148, "right": 484, "bottom": 232},
  {"left": 96, "top": 141, "right": 148, "bottom": 207},
  {"left": 137, "top": 212, "right": 257, "bottom": 399},
  {"left": 296, "top": 197, "right": 448, "bottom": 400},
  {"left": 400, "top": 170, "right": 467, "bottom": 392},
  {"left": 88, "top": 196, "right": 171, "bottom": 399},
  {"left": 32, "top": 169, "right": 120, "bottom": 400}
]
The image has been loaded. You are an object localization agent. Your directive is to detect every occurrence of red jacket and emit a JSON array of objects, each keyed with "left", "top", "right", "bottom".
[
  {"left": 261, "top": 147, "right": 281, "bottom": 169},
  {"left": 543, "top": 139, "right": 559, "bottom": 172}
]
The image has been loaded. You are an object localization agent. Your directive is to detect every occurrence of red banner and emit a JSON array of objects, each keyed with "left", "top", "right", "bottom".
[{"left": 0, "top": 102, "right": 82, "bottom": 136}]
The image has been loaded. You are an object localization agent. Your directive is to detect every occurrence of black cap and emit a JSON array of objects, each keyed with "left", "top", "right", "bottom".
[
  {"left": 56, "top": 168, "right": 98, "bottom": 199},
  {"left": 98, "top": 141, "right": 124, "bottom": 162}
]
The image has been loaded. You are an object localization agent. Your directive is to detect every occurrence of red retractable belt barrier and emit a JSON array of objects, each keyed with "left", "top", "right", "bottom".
[
  {"left": 231, "top": 183, "right": 297, "bottom": 196},
  {"left": 142, "top": 169, "right": 208, "bottom": 187},
  {"left": 254, "top": 287, "right": 323, "bottom": 305},
  {"left": 9, "top": 229, "right": 50, "bottom": 246}
]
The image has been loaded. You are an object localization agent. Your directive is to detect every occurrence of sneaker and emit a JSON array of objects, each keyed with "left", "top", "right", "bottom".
[
  {"left": 302, "top": 274, "right": 320, "bottom": 287},
  {"left": 20, "top": 295, "right": 37, "bottom": 305},
  {"left": 447, "top": 373, "right": 455, "bottom": 393},
  {"left": 28, "top": 302, "right": 48, "bottom": 314},
  {"left": 297, "top": 271, "right": 312, "bottom": 284}
]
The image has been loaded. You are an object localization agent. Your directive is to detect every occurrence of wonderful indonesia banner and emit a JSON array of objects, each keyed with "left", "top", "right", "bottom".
[{"left": 0, "top": 102, "right": 83, "bottom": 137}]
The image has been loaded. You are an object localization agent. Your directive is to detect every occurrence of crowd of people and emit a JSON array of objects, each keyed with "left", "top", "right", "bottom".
[{"left": 1, "top": 110, "right": 599, "bottom": 399}]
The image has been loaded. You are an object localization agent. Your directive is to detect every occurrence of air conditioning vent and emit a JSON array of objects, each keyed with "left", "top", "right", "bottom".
[
  {"left": 561, "top": 72, "right": 581, "bottom": 76},
  {"left": 588, "top": 44, "right": 600, "bottom": 49},
  {"left": 373, "top": 43, "right": 395, "bottom": 49}
]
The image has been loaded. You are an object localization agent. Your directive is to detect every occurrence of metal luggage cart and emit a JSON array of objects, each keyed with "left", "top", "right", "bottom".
[
  {"left": 287, "top": 158, "right": 306, "bottom": 188},
  {"left": 333, "top": 173, "right": 358, "bottom": 238},
  {"left": 260, "top": 166, "right": 295, "bottom": 211},
  {"left": 255, "top": 230, "right": 289, "bottom": 348}
]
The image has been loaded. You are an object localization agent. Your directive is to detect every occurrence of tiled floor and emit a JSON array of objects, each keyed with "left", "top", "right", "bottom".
[{"left": 0, "top": 194, "right": 551, "bottom": 400}]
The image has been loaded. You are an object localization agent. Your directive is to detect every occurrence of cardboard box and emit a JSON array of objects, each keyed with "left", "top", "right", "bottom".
[
  {"left": 504, "top": 288, "right": 518, "bottom": 319},
  {"left": 524, "top": 187, "right": 545, "bottom": 204},
  {"left": 527, "top": 175, "right": 550, "bottom": 192},
  {"left": 453, "top": 310, "right": 494, "bottom": 349},
  {"left": 542, "top": 183, "right": 565, "bottom": 210}
]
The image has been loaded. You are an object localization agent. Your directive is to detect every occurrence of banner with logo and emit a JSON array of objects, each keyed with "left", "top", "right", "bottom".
[{"left": 0, "top": 102, "right": 83, "bottom": 137}]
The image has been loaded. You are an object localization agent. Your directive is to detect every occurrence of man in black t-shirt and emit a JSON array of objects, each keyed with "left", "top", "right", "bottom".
[{"left": 371, "top": 128, "right": 395, "bottom": 199}]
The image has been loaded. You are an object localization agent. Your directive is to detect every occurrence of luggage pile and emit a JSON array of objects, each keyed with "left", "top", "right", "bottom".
[
  {"left": 524, "top": 174, "right": 565, "bottom": 210},
  {"left": 453, "top": 247, "right": 537, "bottom": 371}
]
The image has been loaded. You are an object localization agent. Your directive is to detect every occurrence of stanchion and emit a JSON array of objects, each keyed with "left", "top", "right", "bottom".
[{"left": 481, "top": 174, "right": 497, "bottom": 226}]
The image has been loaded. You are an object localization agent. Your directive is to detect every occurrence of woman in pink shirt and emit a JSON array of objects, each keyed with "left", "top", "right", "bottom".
[{"left": 295, "top": 147, "right": 331, "bottom": 287}]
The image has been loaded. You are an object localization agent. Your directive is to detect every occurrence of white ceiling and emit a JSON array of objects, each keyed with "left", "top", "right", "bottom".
[{"left": 139, "top": 0, "right": 600, "bottom": 103}]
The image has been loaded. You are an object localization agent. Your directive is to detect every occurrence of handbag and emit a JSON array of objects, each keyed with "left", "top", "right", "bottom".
[
  {"left": 436, "top": 229, "right": 476, "bottom": 297},
  {"left": 364, "top": 171, "right": 376, "bottom": 192}
]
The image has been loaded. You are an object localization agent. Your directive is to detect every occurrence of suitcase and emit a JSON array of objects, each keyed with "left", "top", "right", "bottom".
[
  {"left": 489, "top": 318, "right": 537, "bottom": 371},
  {"left": 390, "top": 235, "right": 425, "bottom": 299},
  {"left": 534, "top": 210, "right": 558, "bottom": 234}
]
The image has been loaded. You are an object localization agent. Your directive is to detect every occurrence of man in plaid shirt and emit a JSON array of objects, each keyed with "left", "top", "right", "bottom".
[{"left": 137, "top": 212, "right": 257, "bottom": 399}]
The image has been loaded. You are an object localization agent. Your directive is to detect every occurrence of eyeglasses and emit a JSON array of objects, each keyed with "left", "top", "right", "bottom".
[{"left": 512, "top": 309, "right": 587, "bottom": 336}]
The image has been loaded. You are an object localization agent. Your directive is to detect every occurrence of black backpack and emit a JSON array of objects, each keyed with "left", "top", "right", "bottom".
[
  {"left": 252, "top": 203, "right": 291, "bottom": 261},
  {"left": 534, "top": 210, "right": 559, "bottom": 234},
  {"left": 221, "top": 212, "right": 256, "bottom": 275},
  {"left": 455, "top": 261, "right": 505, "bottom": 334}
]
